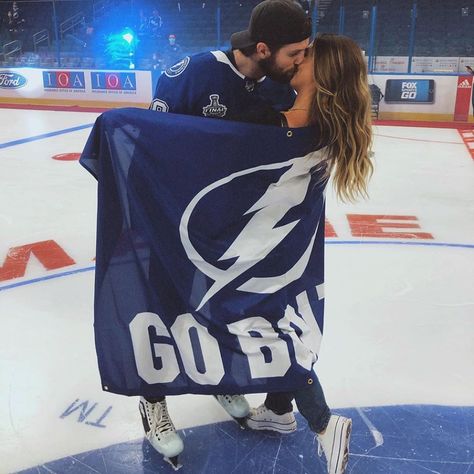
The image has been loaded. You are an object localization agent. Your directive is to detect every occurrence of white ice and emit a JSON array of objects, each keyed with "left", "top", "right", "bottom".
[{"left": 0, "top": 111, "right": 473, "bottom": 473}]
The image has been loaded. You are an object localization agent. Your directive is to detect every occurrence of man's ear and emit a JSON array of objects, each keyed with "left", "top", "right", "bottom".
[{"left": 255, "top": 42, "right": 272, "bottom": 59}]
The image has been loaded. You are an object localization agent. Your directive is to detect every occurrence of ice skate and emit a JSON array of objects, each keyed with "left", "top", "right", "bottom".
[
  {"left": 317, "top": 414, "right": 352, "bottom": 474},
  {"left": 246, "top": 404, "right": 297, "bottom": 433},
  {"left": 139, "top": 397, "right": 184, "bottom": 470},
  {"left": 214, "top": 394, "right": 250, "bottom": 427}
]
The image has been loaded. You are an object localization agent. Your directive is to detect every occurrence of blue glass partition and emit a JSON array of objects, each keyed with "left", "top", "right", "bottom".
[{"left": 0, "top": 0, "right": 472, "bottom": 72}]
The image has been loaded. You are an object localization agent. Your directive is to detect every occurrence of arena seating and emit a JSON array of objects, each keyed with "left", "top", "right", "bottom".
[
  {"left": 320, "top": 0, "right": 474, "bottom": 57},
  {"left": 0, "top": 0, "right": 473, "bottom": 69}
]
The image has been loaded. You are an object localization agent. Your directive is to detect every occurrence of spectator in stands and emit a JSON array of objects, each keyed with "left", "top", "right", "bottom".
[
  {"left": 7, "top": 1, "right": 26, "bottom": 40},
  {"left": 137, "top": 9, "right": 149, "bottom": 39},
  {"left": 150, "top": 34, "right": 183, "bottom": 72},
  {"left": 78, "top": 23, "right": 95, "bottom": 52},
  {"left": 149, "top": 8, "right": 163, "bottom": 40},
  {"left": 162, "top": 34, "right": 183, "bottom": 69}
]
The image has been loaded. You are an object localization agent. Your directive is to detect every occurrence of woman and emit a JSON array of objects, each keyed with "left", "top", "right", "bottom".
[{"left": 244, "top": 34, "right": 373, "bottom": 474}]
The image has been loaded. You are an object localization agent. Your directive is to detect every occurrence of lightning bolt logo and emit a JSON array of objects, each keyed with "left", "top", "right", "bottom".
[{"left": 180, "top": 152, "right": 324, "bottom": 311}]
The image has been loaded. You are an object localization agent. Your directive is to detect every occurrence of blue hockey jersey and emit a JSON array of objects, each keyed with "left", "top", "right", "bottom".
[{"left": 150, "top": 50, "right": 296, "bottom": 117}]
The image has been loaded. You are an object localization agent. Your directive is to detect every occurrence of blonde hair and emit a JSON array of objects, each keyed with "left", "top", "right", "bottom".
[{"left": 308, "top": 34, "right": 373, "bottom": 202}]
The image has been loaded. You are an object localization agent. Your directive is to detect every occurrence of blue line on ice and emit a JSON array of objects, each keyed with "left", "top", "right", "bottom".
[
  {"left": 0, "top": 123, "right": 94, "bottom": 149},
  {"left": 0, "top": 240, "right": 473, "bottom": 292}
]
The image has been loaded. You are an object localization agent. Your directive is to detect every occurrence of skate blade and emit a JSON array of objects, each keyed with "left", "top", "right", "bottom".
[
  {"left": 234, "top": 416, "right": 248, "bottom": 429},
  {"left": 164, "top": 455, "right": 183, "bottom": 471},
  {"left": 213, "top": 395, "right": 248, "bottom": 428}
]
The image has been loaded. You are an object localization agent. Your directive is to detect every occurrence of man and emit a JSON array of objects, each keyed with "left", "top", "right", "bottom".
[
  {"left": 149, "top": 8, "right": 163, "bottom": 39},
  {"left": 142, "top": 0, "right": 311, "bottom": 466},
  {"left": 150, "top": 0, "right": 310, "bottom": 116},
  {"left": 7, "top": 1, "right": 25, "bottom": 40},
  {"left": 162, "top": 34, "right": 183, "bottom": 71}
]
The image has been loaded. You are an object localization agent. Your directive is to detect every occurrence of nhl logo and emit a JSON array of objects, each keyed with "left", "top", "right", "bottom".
[
  {"left": 202, "top": 94, "right": 228, "bottom": 117},
  {"left": 245, "top": 80, "right": 256, "bottom": 92}
]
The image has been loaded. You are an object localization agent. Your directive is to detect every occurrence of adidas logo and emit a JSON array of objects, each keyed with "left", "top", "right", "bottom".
[{"left": 458, "top": 79, "right": 471, "bottom": 88}]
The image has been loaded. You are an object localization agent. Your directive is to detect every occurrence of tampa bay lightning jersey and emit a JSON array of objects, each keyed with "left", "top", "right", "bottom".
[{"left": 150, "top": 50, "right": 296, "bottom": 118}]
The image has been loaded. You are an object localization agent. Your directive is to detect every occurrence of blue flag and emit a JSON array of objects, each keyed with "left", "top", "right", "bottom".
[{"left": 80, "top": 108, "right": 328, "bottom": 397}]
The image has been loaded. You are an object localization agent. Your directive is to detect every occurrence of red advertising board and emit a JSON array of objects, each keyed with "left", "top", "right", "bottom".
[{"left": 453, "top": 75, "right": 473, "bottom": 121}]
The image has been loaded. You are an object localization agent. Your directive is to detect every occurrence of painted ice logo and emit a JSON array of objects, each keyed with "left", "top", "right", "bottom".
[
  {"left": 165, "top": 56, "right": 190, "bottom": 78},
  {"left": 180, "top": 155, "right": 321, "bottom": 310},
  {"left": 401, "top": 81, "right": 417, "bottom": 99},
  {"left": 202, "top": 94, "right": 227, "bottom": 117},
  {"left": 0, "top": 72, "right": 27, "bottom": 89}
]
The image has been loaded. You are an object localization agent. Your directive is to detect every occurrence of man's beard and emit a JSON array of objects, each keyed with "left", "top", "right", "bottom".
[{"left": 259, "top": 56, "right": 297, "bottom": 84}]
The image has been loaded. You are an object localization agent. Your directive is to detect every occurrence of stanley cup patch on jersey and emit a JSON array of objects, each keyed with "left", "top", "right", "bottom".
[{"left": 203, "top": 94, "right": 228, "bottom": 117}]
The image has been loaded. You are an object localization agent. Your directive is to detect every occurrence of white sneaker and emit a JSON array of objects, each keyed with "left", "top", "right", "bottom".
[
  {"left": 317, "top": 414, "right": 352, "bottom": 474},
  {"left": 139, "top": 397, "right": 184, "bottom": 462},
  {"left": 246, "top": 404, "right": 297, "bottom": 433},
  {"left": 215, "top": 394, "right": 250, "bottom": 418}
]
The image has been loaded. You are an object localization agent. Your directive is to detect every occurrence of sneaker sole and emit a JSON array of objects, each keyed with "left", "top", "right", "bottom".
[
  {"left": 139, "top": 400, "right": 152, "bottom": 434},
  {"left": 246, "top": 419, "right": 297, "bottom": 434},
  {"left": 330, "top": 418, "right": 352, "bottom": 474}
]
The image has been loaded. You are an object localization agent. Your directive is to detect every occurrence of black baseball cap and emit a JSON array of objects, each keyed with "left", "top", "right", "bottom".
[{"left": 231, "top": 0, "right": 312, "bottom": 50}]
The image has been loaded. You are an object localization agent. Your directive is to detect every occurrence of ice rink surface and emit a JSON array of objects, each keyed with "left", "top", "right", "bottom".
[{"left": 0, "top": 108, "right": 473, "bottom": 473}]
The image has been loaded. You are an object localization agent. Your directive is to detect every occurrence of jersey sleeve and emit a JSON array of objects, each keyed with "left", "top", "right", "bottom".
[{"left": 149, "top": 56, "right": 202, "bottom": 115}]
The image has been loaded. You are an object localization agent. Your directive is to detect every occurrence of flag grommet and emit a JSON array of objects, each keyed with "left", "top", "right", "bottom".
[
  {"left": 287, "top": 131, "right": 293, "bottom": 138},
  {"left": 307, "top": 378, "right": 313, "bottom": 385}
]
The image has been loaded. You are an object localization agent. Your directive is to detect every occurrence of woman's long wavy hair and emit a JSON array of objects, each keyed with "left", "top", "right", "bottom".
[{"left": 308, "top": 34, "right": 373, "bottom": 202}]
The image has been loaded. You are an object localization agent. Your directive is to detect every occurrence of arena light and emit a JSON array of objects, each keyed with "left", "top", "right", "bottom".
[
  {"left": 105, "top": 28, "right": 136, "bottom": 69},
  {"left": 122, "top": 30, "right": 134, "bottom": 45}
]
